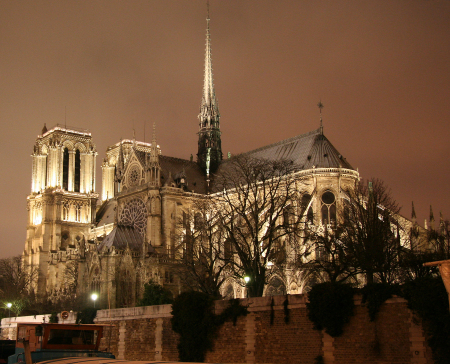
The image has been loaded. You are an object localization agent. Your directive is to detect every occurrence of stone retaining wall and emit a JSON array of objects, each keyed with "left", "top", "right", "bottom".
[{"left": 92, "top": 294, "right": 432, "bottom": 364}]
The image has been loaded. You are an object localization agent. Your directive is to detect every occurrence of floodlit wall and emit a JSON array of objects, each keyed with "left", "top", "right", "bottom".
[{"left": 89, "top": 294, "right": 432, "bottom": 364}]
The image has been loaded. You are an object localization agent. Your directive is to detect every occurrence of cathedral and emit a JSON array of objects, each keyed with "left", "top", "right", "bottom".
[{"left": 23, "top": 9, "right": 368, "bottom": 308}]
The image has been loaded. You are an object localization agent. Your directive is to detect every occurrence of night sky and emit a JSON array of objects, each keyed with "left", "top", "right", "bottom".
[{"left": 1, "top": 0, "right": 449, "bottom": 259}]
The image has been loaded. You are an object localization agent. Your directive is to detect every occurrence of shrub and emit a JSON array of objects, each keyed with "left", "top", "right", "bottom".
[
  {"left": 307, "top": 282, "right": 355, "bottom": 337},
  {"left": 137, "top": 279, "right": 173, "bottom": 306},
  {"left": 401, "top": 277, "right": 450, "bottom": 364},
  {"left": 76, "top": 308, "right": 97, "bottom": 324},
  {"left": 171, "top": 291, "right": 216, "bottom": 362},
  {"left": 361, "top": 283, "right": 400, "bottom": 321},
  {"left": 171, "top": 292, "right": 248, "bottom": 362}
]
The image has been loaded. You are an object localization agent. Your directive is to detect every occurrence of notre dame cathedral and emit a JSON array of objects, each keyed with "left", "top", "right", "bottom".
[{"left": 23, "top": 10, "right": 365, "bottom": 308}]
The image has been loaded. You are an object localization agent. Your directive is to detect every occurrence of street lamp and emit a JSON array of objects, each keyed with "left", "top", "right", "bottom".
[
  {"left": 91, "top": 293, "right": 98, "bottom": 308},
  {"left": 244, "top": 276, "right": 250, "bottom": 298},
  {"left": 6, "top": 303, "right": 12, "bottom": 320}
]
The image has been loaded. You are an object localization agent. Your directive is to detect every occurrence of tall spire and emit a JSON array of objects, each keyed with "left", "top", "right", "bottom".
[
  {"left": 318, "top": 101, "right": 324, "bottom": 135},
  {"left": 197, "top": 0, "right": 222, "bottom": 174},
  {"left": 430, "top": 205, "right": 435, "bottom": 230},
  {"left": 411, "top": 201, "right": 417, "bottom": 221},
  {"left": 151, "top": 122, "right": 158, "bottom": 163},
  {"left": 146, "top": 122, "right": 161, "bottom": 187},
  {"left": 115, "top": 140, "right": 125, "bottom": 183}
]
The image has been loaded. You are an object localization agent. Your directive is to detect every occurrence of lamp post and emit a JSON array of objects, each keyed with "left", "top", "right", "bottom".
[
  {"left": 91, "top": 293, "right": 98, "bottom": 308},
  {"left": 244, "top": 276, "right": 250, "bottom": 298},
  {"left": 6, "top": 303, "right": 12, "bottom": 320}
]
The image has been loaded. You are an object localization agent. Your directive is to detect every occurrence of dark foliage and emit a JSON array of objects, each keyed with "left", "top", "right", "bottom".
[
  {"left": 361, "top": 283, "right": 400, "bottom": 321},
  {"left": 283, "top": 296, "right": 290, "bottom": 324},
  {"left": 76, "top": 308, "right": 98, "bottom": 324},
  {"left": 137, "top": 280, "right": 173, "bottom": 306},
  {"left": 49, "top": 312, "right": 59, "bottom": 323},
  {"left": 307, "top": 282, "right": 355, "bottom": 337},
  {"left": 401, "top": 277, "right": 450, "bottom": 364},
  {"left": 314, "top": 355, "right": 324, "bottom": 364},
  {"left": 217, "top": 298, "right": 248, "bottom": 326},
  {"left": 171, "top": 292, "right": 248, "bottom": 362},
  {"left": 171, "top": 291, "right": 216, "bottom": 362}
]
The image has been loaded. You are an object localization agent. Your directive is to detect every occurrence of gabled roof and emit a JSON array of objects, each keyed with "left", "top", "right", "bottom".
[
  {"left": 223, "top": 128, "right": 353, "bottom": 170},
  {"left": 97, "top": 225, "right": 143, "bottom": 252},
  {"left": 96, "top": 199, "right": 116, "bottom": 227}
]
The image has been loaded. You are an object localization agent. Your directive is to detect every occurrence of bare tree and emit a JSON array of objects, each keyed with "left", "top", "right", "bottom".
[
  {"left": 64, "top": 260, "right": 79, "bottom": 295},
  {"left": 0, "top": 255, "right": 38, "bottom": 316},
  {"left": 0, "top": 256, "right": 38, "bottom": 300},
  {"left": 173, "top": 197, "right": 229, "bottom": 297},
  {"left": 339, "top": 179, "right": 402, "bottom": 285},
  {"left": 301, "top": 226, "right": 359, "bottom": 284},
  {"left": 212, "top": 155, "right": 308, "bottom": 297}
]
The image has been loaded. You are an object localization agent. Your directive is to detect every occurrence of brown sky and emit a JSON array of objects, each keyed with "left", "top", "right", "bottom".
[{"left": 1, "top": 0, "right": 449, "bottom": 259}]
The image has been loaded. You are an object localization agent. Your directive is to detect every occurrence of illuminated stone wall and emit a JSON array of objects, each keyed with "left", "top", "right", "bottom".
[{"left": 94, "top": 294, "right": 432, "bottom": 364}]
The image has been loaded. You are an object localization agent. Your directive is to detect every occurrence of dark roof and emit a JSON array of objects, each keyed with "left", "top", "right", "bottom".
[
  {"left": 96, "top": 199, "right": 116, "bottom": 227},
  {"left": 159, "top": 155, "right": 208, "bottom": 194},
  {"left": 209, "top": 128, "right": 353, "bottom": 192},
  {"left": 238, "top": 128, "right": 353, "bottom": 170},
  {"left": 97, "top": 225, "right": 143, "bottom": 252},
  {"left": 133, "top": 149, "right": 147, "bottom": 167}
]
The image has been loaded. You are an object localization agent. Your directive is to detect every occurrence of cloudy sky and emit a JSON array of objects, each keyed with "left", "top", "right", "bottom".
[{"left": 1, "top": 0, "right": 449, "bottom": 258}]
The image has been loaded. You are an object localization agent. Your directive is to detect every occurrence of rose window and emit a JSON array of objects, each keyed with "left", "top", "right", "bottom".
[
  {"left": 119, "top": 198, "right": 147, "bottom": 236},
  {"left": 128, "top": 166, "right": 141, "bottom": 187}
]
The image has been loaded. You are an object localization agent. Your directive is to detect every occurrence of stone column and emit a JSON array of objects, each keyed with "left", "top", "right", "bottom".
[
  {"left": 245, "top": 313, "right": 256, "bottom": 364},
  {"left": 408, "top": 311, "right": 427, "bottom": 364},
  {"left": 117, "top": 321, "right": 126, "bottom": 360},
  {"left": 322, "top": 331, "right": 335, "bottom": 364},
  {"left": 68, "top": 151, "right": 75, "bottom": 191},
  {"left": 154, "top": 318, "right": 163, "bottom": 361}
]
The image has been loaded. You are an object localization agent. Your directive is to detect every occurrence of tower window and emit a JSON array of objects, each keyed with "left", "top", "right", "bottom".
[
  {"left": 74, "top": 150, "right": 81, "bottom": 192},
  {"left": 63, "top": 148, "right": 69, "bottom": 190}
]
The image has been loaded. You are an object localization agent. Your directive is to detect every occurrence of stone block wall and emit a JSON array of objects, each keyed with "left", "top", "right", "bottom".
[
  {"left": 0, "top": 294, "right": 432, "bottom": 363},
  {"left": 93, "top": 294, "right": 432, "bottom": 364}
]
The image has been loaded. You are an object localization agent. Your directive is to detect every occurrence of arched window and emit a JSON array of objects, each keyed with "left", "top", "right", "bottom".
[
  {"left": 90, "top": 266, "right": 101, "bottom": 294},
  {"left": 75, "top": 205, "right": 82, "bottom": 222},
  {"left": 321, "top": 191, "right": 337, "bottom": 226},
  {"left": 74, "top": 150, "right": 81, "bottom": 192},
  {"left": 265, "top": 277, "right": 286, "bottom": 296},
  {"left": 63, "top": 148, "right": 69, "bottom": 190},
  {"left": 63, "top": 202, "right": 70, "bottom": 221}
]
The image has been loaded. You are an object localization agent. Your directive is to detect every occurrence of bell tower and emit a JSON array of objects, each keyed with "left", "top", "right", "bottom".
[
  {"left": 197, "top": 3, "right": 222, "bottom": 175},
  {"left": 24, "top": 124, "right": 98, "bottom": 296}
]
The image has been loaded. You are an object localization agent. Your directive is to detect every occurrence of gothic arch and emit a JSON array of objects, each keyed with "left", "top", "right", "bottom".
[
  {"left": 117, "top": 252, "right": 136, "bottom": 307},
  {"left": 222, "top": 280, "right": 235, "bottom": 299},
  {"left": 74, "top": 142, "right": 87, "bottom": 153},
  {"left": 89, "top": 264, "right": 101, "bottom": 294},
  {"left": 62, "top": 140, "right": 75, "bottom": 151},
  {"left": 264, "top": 276, "right": 287, "bottom": 296}
]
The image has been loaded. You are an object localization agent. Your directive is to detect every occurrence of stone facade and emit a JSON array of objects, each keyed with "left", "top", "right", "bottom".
[{"left": 24, "top": 9, "right": 429, "bottom": 308}]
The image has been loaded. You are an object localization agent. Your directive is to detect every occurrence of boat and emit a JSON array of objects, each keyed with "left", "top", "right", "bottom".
[{"left": 7, "top": 323, "right": 115, "bottom": 364}]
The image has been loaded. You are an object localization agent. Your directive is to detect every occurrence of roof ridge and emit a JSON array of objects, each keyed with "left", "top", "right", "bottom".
[
  {"left": 160, "top": 155, "right": 197, "bottom": 165},
  {"left": 237, "top": 128, "right": 321, "bottom": 157}
]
